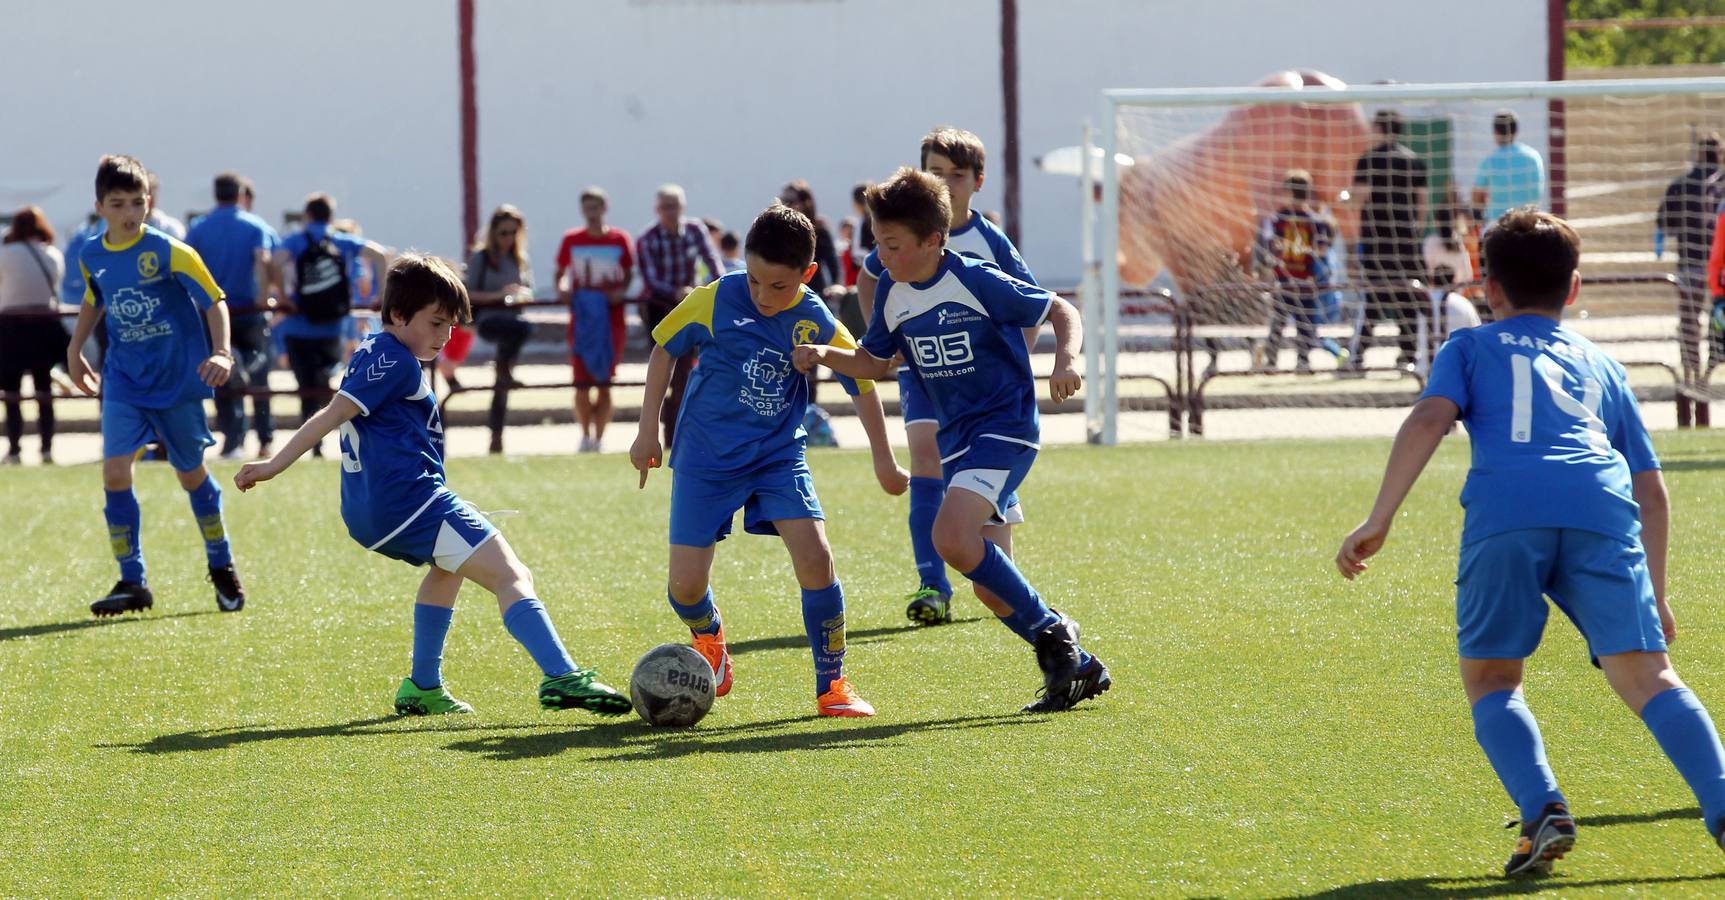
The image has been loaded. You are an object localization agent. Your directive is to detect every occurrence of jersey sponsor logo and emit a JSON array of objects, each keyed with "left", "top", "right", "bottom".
[
  {"left": 739, "top": 347, "right": 793, "bottom": 417},
  {"left": 791, "top": 319, "right": 820, "bottom": 345},
  {"left": 137, "top": 251, "right": 160, "bottom": 279},
  {"left": 107, "top": 287, "right": 171, "bottom": 343},
  {"left": 908, "top": 332, "right": 976, "bottom": 376},
  {"left": 937, "top": 308, "right": 981, "bottom": 326}
]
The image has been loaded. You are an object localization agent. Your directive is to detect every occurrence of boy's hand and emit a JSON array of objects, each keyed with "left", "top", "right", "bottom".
[
  {"left": 631, "top": 432, "right": 662, "bottom": 489},
  {"left": 873, "top": 455, "right": 911, "bottom": 496},
  {"left": 199, "top": 353, "right": 234, "bottom": 387},
  {"left": 792, "top": 345, "right": 826, "bottom": 374},
  {"left": 233, "top": 459, "right": 280, "bottom": 492},
  {"left": 1049, "top": 358, "right": 1083, "bottom": 403},
  {"left": 66, "top": 352, "right": 100, "bottom": 396},
  {"left": 1657, "top": 597, "right": 1677, "bottom": 645},
  {"left": 1335, "top": 518, "right": 1390, "bottom": 580}
]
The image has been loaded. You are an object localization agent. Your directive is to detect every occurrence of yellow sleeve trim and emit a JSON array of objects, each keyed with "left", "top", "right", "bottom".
[
  {"left": 828, "top": 321, "right": 874, "bottom": 393},
  {"left": 169, "top": 239, "right": 226, "bottom": 302},
  {"left": 651, "top": 282, "right": 717, "bottom": 346},
  {"left": 81, "top": 260, "right": 95, "bottom": 306}
]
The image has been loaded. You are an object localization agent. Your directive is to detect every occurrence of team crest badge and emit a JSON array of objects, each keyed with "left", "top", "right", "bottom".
[
  {"left": 137, "top": 251, "right": 160, "bottom": 278},
  {"left": 791, "top": 319, "right": 820, "bottom": 345}
]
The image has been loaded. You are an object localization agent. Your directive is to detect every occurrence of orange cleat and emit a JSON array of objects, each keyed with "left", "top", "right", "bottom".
[
  {"left": 691, "top": 627, "right": 733, "bottom": 697},
  {"left": 816, "top": 676, "right": 875, "bottom": 717}
]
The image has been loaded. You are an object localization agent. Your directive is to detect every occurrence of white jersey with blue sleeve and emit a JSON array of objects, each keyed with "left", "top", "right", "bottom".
[
  {"left": 863, "top": 209, "right": 1036, "bottom": 285},
  {"left": 335, "top": 331, "right": 448, "bottom": 548},
  {"left": 861, "top": 250, "right": 1052, "bottom": 463},
  {"left": 1422, "top": 314, "right": 1659, "bottom": 544}
]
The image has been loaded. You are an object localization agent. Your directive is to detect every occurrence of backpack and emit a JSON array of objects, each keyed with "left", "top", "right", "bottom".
[{"left": 294, "top": 232, "right": 352, "bottom": 323}]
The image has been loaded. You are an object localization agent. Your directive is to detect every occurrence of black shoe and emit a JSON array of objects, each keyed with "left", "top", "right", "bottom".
[
  {"left": 209, "top": 565, "right": 246, "bottom": 612},
  {"left": 1025, "top": 655, "right": 1111, "bottom": 713},
  {"left": 91, "top": 580, "right": 153, "bottom": 617},
  {"left": 1504, "top": 802, "right": 1575, "bottom": 877},
  {"left": 1027, "top": 615, "right": 1084, "bottom": 711}
]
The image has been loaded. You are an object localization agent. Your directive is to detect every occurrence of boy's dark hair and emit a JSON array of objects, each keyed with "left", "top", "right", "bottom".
[
  {"left": 921, "top": 127, "right": 986, "bottom": 175},
  {"left": 1481, "top": 207, "right": 1580, "bottom": 312},
  {"left": 866, "top": 167, "right": 951, "bottom": 242},
  {"left": 719, "top": 230, "right": 740, "bottom": 253},
  {"left": 1284, "top": 169, "right": 1313, "bottom": 203},
  {"left": 380, "top": 252, "right": 471, "bottom": 326},
  {"left": 852, "top": 181, "right": 870, "bottom": 205},
  {"left": 1701, "top": 132, "right": 1722, "bottom": 168},
  {"left": 1372, "top": 109, "right": 1403, "bottom": 139},
  {"left": 304, "top": 192, "right": 335, "bottom": 223},
  {"left": 94, "top": 155, "right": 149, "bottom": 202},
  {"left": 743, "top": 201, "right": 816, "bottom": 269},
  {"left": 214, "top": 171, "right": 244, "bottom": 204},
  {"left": 1492, "top": 110, "right": 1519, "bottom": 138}
]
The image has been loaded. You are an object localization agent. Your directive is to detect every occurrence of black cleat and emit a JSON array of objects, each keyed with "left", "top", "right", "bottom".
[
  {"left": 209, "top": 565, "right": 246, "bottom": 612},
  {"left": 90, "top": 580, "right": 153, "bottom": 617},
  {"left": 1026, "top": 615, "right": 1084, "bottom": 711},
  {"left": 1503, "top": 802, "right": 1575, "bottom": 877},
  {"left": 1025, "top": 655, "right": 1111, "bottom": 713}
]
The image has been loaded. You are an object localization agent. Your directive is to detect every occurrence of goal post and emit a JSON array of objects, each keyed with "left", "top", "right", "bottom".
[{"left": 1087, "top": 76, "right": 1725, "bottom": 444}]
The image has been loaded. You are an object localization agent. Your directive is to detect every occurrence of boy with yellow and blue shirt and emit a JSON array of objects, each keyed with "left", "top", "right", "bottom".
[
  {"left": 631, "top": 202, "right": 908, "bottom": 718},
  {"left": 65, "top": 155, "right": 246, "bottom": 617}
]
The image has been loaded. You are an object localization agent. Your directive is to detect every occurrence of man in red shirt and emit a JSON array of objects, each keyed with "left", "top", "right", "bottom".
[{"left": 556, "top": 187, "right": 634, "bottom": 452}]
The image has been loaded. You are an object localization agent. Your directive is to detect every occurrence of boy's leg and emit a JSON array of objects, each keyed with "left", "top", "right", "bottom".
[
  {"left": 150, "top": 398, "right": 242, "bottom": 610},
  {"left": 394, "top": 566, "right": 473, "bottom": 715},
  {"left": 775, "top": 518, "right": 845, "bottom": 693},
  {"left": 668, "top": 542, "right": 732, "bottom": 697},
  {"left": 1463, "top": 658, "right": 1576, "bottom": 876},
  {"left": 904, "top": 412, "right": 953, "bottom": 623},
  {"left": 968, "top": 523, "right": 1015, "bottom": 617},
  {"left": 1601, "top": 651, "right": 1725, "bottom": 841},
  {"left": 101, "top": 453, "right": 144, "bottom": 581}
]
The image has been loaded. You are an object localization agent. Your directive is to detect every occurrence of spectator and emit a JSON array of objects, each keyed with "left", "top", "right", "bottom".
[
  {"left": 1471, "top": 110, "right": 1547, "bottom": 224},
  {"left": 847, "top": 181, "right": 875, "bottom": 283},
  {"left": 144, "top": 171, "right": 187, "bottom": 239},
  {"left": 1658, "top": 132, "right": 1722, "bottom": 378},
  {"left": 187, "top": 171, "right": 281, "bottom": 460},
  {"left": 779, "top": 179, "right": 842, "bottom": 296},
  {"left": 1262, "top": 170, "right": 1334, "bottom": 373},
  {"left": 465, "top": 204, "right": 536, "bottom": 455},
  {"left": 0, "top": 207, "right": 67, "bottom": 464},
  {"left": 637, "top": 184, "right": 721, "bottom": 446},
  {"left": 556, "top": 187, "right": 634, "bottom": 453},
  {"left": 1350, "top": 109, "right": 1429, "bottom": 369},
  {"left": 701, "top": 218, "right": 727, "bottom": 284},
  {"left": 60, "top": 214, "right": 103, "bottom": 306},
  {"left": 1424, "top": 203, "right": 1476, "bottom": 288},
  {"left": 718, "top": 230, "right": 744, "bottom": 273},
  {"left": 330, "top": 218, "right": 378, "bottom": 363},
  {"left": 272, "top": 192, "right": 388, "bottom": 456}
]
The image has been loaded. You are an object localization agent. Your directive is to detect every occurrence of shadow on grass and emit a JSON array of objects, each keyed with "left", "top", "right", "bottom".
[
  {"left": 1660, "top": 459, "right": 1725, "bottom": 473},
  {"left": 0, "top": 610, "right": 215, "bottom": 643},
  {"left": 1289, "top": 871, "right": 1725, "bottom": 898},
  {"left": 724, "top": 618, "right": 985, "bottom": 656},
  {"left": 1580, "top": 806, "right": 1700, "bottom": 828},
  {"left": 446, "top": 710, "right": 1046, "bottom": 762},
  {"left": 100, "top": 715, "right": 545, "bottom": 755}
]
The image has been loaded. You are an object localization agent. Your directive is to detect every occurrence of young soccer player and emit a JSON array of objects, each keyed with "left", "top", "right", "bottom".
[
  {"left": 65, "top": 155, "right": 246, "bottom": 617},
  {"left": 235, "top": 253, "right": 628, "bottom": 717},
  {"left": 1336, "top": 208, "right": 1725, "bottom": 875},
  {"left": 630, "top": 202, "right": 908, "bottom": 718},
  {"left": 1263, "top": 170, "right": 1335, "bottom": 373},
  {"left": 853, "top": 127, "right": 1039, "bottom": 627},
  {"left": 795, "top": 167, "right": 1110, "bottom": 713}
]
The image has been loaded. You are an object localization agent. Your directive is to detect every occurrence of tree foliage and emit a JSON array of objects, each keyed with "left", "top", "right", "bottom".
[{"left": 1568, "top": 0, "right": 1725, "bottom": 67}]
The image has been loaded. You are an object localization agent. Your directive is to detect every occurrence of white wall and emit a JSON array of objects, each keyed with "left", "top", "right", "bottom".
[{"left": 1, "top": 0, "right": 1548, "bottom": 288}]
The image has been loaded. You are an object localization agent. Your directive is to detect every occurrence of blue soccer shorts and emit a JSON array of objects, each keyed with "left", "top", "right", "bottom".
[
  {"left": 943, "top": 436, "right": 1034, "bottom": 526},
  {"left": 102, "top": 397, "right": 214, "bottom": 472},
  {"left": 669, "top": 457, "right": 823, "bottom": 547},
  {"left": 367, "top": 491, "right": 499, "bottom": 572},
  {"left": 898, "top": 367, "right": 938, "bottom": 427},
  {"left": 1455, "top": 527, "right": 1665, "bottom": 661}
]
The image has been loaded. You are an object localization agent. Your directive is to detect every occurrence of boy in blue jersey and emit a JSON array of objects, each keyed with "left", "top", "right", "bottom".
[
  {"left": 797, "top": 167, "right": 1110, "bottom": 713},
  {"left": 853, "top": 127, "right": 1038, "bottom": 628},
  {"left": 235, "top": 254, "right": 628, "bottom": 717},
  {"left": 630, "top": 203, "right": 908, "bottom": 718},
  {"left": 65, "top": 155, "right": 246, "bottom": 617},
  {"left": 1336, "top": 208, "right": 1725, "bottom": 875}
]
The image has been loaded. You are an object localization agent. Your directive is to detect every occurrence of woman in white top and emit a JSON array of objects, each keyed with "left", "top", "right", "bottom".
[{"left": 0, "top": 206, "right": 69, "bottom": 463}]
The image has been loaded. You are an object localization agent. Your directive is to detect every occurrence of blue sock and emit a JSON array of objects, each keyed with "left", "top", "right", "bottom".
[
  {"left": 670, "top": 588, "right": 722, "bottom": 636},
  {"left": 1472, "top": 690, "right": 1566, "bottom": 822},
  {"left": 964, "top": 541, "right": 1058, "bottom": 645},
  {"left": 801, "top": 582, "right": 846, "bottom": 694},
  {"left": 1641, "top": 687, "right": 1725, "bottom": 835},
  {"left": 908, "top": 477, "right": 951, "bottom": 595},
  {"left": 501, "top": 598, "right": 576, "bottom": 678},
  {"left": 411, "top": 603, "right": 455, "bottom": 689},
  {"left": 104, "top": 488, "right": 145, "bottom": 584},
  {"left": 186, "top": 475, "right": 233, "bottom": 568}
]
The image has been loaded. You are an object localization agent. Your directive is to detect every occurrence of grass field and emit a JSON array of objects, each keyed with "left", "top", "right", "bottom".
[{"left": 5, "top": 432, "right": 1725, "bottom": 896}]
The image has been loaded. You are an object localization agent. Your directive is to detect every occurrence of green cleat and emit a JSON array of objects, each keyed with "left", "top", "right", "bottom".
[
  {"left": 539, "top": 668, "right": 631, "bottom": 716},
  {"left": 905, "top": 587, "right": 952, "bottom": 626},
  {"left": 394, "top": 677, "right": 474, "bottom": 716}
]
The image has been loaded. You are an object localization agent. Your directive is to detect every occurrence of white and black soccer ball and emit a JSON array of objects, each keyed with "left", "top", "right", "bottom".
[{"left": 630, "top": 643, "right": 715, "bottom": 727}]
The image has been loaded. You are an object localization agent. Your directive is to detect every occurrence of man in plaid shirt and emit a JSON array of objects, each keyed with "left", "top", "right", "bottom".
[{"left": 638, "top": 183, "right": 722, "bottom": 446}]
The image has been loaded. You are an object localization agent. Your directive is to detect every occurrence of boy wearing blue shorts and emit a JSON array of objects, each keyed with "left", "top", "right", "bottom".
[
  {"left": 630, "top": 203, "right": 907, "bottom": 718},
  {"left": 1337, "top": 208, "right": 1725, "bottom": 875},
  {"left": 854, "top": 127, "right": 1039, "bottom": 627},
  {"left": 65, "top": 155, "right": 246, "bottom": 617},
  {"left": 797, "top": 167, "right": 1109, "bottom": 713},
  {"left": 235, "top": 254, "right": 628, "bottom": 717}
]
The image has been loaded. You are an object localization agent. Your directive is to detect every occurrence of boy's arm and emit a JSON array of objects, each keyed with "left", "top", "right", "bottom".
[
  {"left": 199, "top": 301, "right": 234, "bottom": 387},
  {"left": 849, "top": 380, "right": 910, "bottom": 496},
  {"left": 65, "top": 302, "right": 103, "bottom": 395},
  {"left": 1633, "top": 469, "right": 1674, "bottom": 642},
  {"left": 1335, "top": 396, "right": 1459, "bottom": 579},
  {"left": 1045, "top": 295, "right": 1083, "bottom": 403},
  {"left": 234, "top": 394, "right": 362, "bottom": 491},
  {"left": 630, "top": 344, "right": 675, "bottom": 488},
  {"left": 792, "top": 344, "right": 896, "bottom": 381}
]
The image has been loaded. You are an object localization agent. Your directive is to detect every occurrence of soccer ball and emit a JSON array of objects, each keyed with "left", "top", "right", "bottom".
[{"left": 630, "top": 643, "right": 716, "bottom": 727}]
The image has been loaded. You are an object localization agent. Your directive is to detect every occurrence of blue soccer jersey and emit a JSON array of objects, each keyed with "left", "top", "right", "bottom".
[
  {"left": 863, "top": 209, "right": 1036, "bottom": 285},
  {"left": 335, "top": 331, "right": 447, "bottom": 547},
  {"left": 1422, "top": 314, "right": 1659, "bottom": 544},
  {"left": 862, "top": 250, "right": 1053, "bottom": 463},
  {"left": 80, "top": 225, "right": 225, "bottom": 409},
  {"left": 654, "top": 271, "right": 872, "bottom": 478}
]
